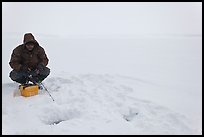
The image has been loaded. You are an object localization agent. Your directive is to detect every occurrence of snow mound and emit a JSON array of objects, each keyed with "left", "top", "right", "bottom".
[{"left": 2, "top": 74, "right": 196, "bottom": 135}]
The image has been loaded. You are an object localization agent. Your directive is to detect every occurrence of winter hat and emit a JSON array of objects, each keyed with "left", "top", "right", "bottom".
[{"left": 23, "top": 33, "right": 38, "bottom": 45}]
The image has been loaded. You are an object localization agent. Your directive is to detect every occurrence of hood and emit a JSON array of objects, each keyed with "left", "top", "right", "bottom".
[{"left": 23, "top": 33, "right": 38, "bottom": 45}]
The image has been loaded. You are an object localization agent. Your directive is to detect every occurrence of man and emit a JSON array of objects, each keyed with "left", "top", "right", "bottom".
[{"left": 9, "top": 33, "right": 50, "bottom": 88}]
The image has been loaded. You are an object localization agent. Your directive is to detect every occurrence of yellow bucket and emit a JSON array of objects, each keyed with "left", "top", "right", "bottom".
[{"left": 19, "top": 84, "right": 39, "bottom": 97}]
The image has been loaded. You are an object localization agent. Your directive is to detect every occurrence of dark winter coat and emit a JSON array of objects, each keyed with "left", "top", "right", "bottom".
[{"left": 9, "top": 33, "right": 49, "bottom": 71}]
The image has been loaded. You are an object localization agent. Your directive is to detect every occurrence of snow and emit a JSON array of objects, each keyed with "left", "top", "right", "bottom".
[{"left": 2, "top": 34, "right": 202, "bottom": 135}]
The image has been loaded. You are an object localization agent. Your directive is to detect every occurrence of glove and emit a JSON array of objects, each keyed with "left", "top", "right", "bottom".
[
  {"left": 28, "top": 69, "right": 39, "bottom": 77},
  {"left": 33, "top": 63, "right": 45, "bottom": 75},
  {"left": 34, "top": 69, "right": 40, "bottom": 75},
  {"left": 20, "top": 65, "right": 31, "bottom": 72}
]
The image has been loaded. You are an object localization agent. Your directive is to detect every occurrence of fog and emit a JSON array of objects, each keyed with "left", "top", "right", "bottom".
[{"left": 2, "top": 2, "right": 202, "bottom": 37}]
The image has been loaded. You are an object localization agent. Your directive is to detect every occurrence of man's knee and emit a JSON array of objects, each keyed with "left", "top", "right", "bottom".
[
  {"left": 9, "top": 70, "right": 19, "bottom": 80},
  {"left": 40, "top": 67, "right": 50, "bottom": 77},
  {"left": 9, "top": 70, "right": 27, "bottom": 84}
]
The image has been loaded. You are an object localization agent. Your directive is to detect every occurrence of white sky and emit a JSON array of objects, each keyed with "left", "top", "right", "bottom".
[{"left": 2, "top": 2, "right": 202, "bottom": 37}]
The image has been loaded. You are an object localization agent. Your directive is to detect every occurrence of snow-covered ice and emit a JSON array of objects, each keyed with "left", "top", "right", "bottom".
[
  {"left": 2, "top": 74, "right": 199, "bottom": 135},
  {"left": 2, "top": 34, "right": 202, "bottom": 135}
]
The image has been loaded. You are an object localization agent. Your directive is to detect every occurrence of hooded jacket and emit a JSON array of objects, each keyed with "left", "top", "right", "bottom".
[{"left": 9, "top": 33, "right": 49, "bottom": 71}]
